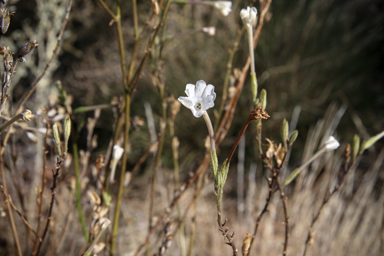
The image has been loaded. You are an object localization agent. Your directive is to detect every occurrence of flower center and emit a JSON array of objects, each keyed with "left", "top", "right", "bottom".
[{"left": 195, "top": 102, "right": 202, "bottom": 111}]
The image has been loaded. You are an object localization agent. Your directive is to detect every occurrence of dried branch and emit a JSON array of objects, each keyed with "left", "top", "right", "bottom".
[
  {"left": 276, "top": 176, "right": 289, "bottom": 256},
  {"left": 34, "top": 157, "right": 64, "bottom": 256},
  {"left": 0, "top": 145, "right": 22, "bottom": 256},
  {"left": 217, "top": 213, "right": 238, "bottom": 256},
  {"left": 32, "top": 111, "right": 50, "bottom": 253}
]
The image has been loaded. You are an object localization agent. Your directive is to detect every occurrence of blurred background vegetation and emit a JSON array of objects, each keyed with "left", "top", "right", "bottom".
[
  {"left": 1, "top": 0, "right": 383, "bottom": 255},
  {"left": 18, "top": 0, "right": 381, "bottom": 166}
]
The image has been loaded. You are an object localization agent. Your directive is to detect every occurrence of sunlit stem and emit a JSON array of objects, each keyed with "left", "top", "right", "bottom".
[
  {"left": 246, "top": 26, "right": 258, "bottom": 103},
  {"left": 110, "top": 93, "right": 131, "bottom": 255},
  {"left": 203, "top": 112, "right": 215, "bottom": 151}
]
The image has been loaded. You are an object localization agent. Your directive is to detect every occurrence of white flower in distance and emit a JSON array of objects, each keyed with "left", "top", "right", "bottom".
[
  {"left": 324, "top": 136, "right": 340, "bottom": 151},
  {"left": 213, "top": 1, "right": 232, "bottom": 16},
  {"left": 240, "top": 6, "right": 257, "bottom": 28},
  {"left": 113, "top": 145, "right": 124, "bottom": 160},
  {"left": 178, "top": 80, "right": 216, "bottom": 118}
]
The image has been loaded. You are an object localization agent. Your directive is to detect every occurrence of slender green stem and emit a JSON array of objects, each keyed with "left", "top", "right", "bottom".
[
  {"left": 203, "top": 112, "right": 215, "bottom": 151},
  {"left": 246, "top": 26, "right": 258, "bottom": 103},
  {"left": 97, "top": 0, "right": 116, "bottom": 19},
  {"left": 73, "top": 140, "right": 89, "bottom": 242},
  {"left": 132, "top": 0, "right": 139, "bottom": 40},
  {"left": 110, "top": 93, "right": 131, "bottom": 255},
  {"left": 115, "top": 3, "right": 129, "bottom": 91},
  {"left": 0, "top": 113, "right": 23, "bottom": 133}
]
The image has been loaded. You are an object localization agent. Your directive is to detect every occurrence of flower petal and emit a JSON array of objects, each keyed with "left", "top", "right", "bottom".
[
  {"left": 185, "top": 84, "right": 196, "bottom": 98},
  {"left": 194, "top": 109, "right": 205, "bottom": 118},
  {"left": 195, "top": 80, "right": 207, "bottom": 98},
  {"left": 178, "top": 96, "right": 194, "bottom": 109},
  {"left": 202, "top": 84, "right": 216, "bottom": 101}
]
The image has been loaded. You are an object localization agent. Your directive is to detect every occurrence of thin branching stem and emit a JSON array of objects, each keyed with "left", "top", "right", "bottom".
[
  {"left": 97, "top": 0, "right": 116, "bottom": 19},
  {"left": 17, "top": 0, "right": 72, "bottom": 113},
  {"left": 0, "top": 148, "right": 22, "bottom": 256},
  {"left": 132, "top": 0, "right": 139, "bottom": 40},
  {"left": 276, "top": 175, "right": 289, "bottom": 256},
  {"left": 35, "top": 158, "right": 64, "bottom": 256},
  {"left": 110, "top": 93, "right": 131, "bottom": 255},
  {"left": 0, "top": 190, "right": 39, "bottom": 239},
  {"left": 246, "top": 177, "right": 275, "bottom": 256},
  {"left": 32, "top": 116, "right": 50, "bottom": 254}
]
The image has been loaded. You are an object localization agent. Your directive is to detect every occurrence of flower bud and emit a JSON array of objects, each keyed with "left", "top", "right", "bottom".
[
  {"left": 289, "top": 130, "right": 299, "bottom": 146},
  {"left": 64, "top": 116, "right": 71, "bottom": 155},
  {"left": 213, "top": 1, "right": 232, "bottom": 16},
  {"left": 259, "top": 89, "right": 267, "bottom": 110},
  {"left": 3, "top": 46, "right": 12, "bottom": 72},
  {"left": 21, "top": 109, "right": 33, "bottom": 121},
  {"left": 362, "top": 131, "right": 384, "bottom": 152},
  {"left": 242, "top": 233, "right": 252, "bottom": 256},
  {"left": 202, "top": 26, "right": 216, "bottom": 36},
  {"left": 359, "top": 140, "right": 366, "bottom": 155},
  {"left": 324, "top": 136, "right": 340, "bottom": 151},
  {"left": 52, "top": 123, "right": 62, "bottom": 157},
  {"left": 0, "top": 8, "right": 14, "bottom": 35},
  {"left": 240, "top": 6, "right": 257, "bottom": 28},
  {"left": 281, "top": 119, "right": 288, "bottom": 150}
]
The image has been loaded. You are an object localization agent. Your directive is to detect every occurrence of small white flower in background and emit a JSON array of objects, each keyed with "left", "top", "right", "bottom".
[
  {"left": 202, "top": 26, "right": 216, "bottom": 36},
  {"left": 324, "top": 136, "right": 340, "bottom": 151},
  {"left": 240, "top": 6, "right": 257, "bottom": 28},
  {"left": 113, "top": 145, "right": 124, "bottom": 160},
  {"left": 178, "top": 80, "right": 216, "bottom": 118},
  {"left": 110, "top": 145, "right": 125, "bottom": 182},
  {"left": 213, "top": 1, "right": 232, "bottom": 16}
]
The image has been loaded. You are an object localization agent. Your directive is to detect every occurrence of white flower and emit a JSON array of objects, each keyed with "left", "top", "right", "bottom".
[
  {"left": 323, "top": 136, "right": 340, "bottom": 151},
  {"left": 240, "top": 6, "right": 257, "bottom": 28},
  {"left": 178, "top": 80, "right": 216, "bottom": 118},
  {"left": 213, "top": 1, "right": 232, "bottom": 16},
  {"left": 113, "top": 145, "right": 124, "bottom": 160},
  {"left": 110, "top": 145, "right": 125, "bottom": 183},
  {"left": 202, "top": 26, "right": 216, "bottom": 36}
]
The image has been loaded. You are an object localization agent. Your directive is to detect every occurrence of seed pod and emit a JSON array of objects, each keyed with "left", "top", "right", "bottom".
[
  {"left": 0, "top": 8, "right": 14, "bottom": 35},
  {"left": 52, "top": 123, "right": 62, "bottom": 157},
  {"left": 242, "top": 233, "right": 252, "bottom": 255},
  {"left": 281, "top": 119, "right": 289, "bottom": 150},
  {"left": 3, "top": 46, "right": 13, "bottom": 72},
  {"left": 63, "top": 116, "right": 71, "bottom": 155},
  {"left": 18, "top": 40, "right": 38, "bottom": 58}
]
